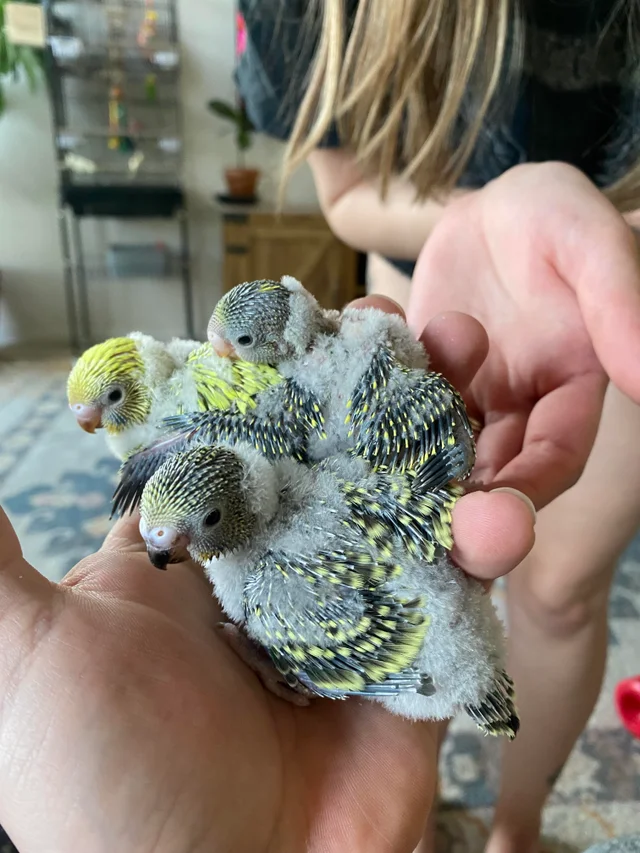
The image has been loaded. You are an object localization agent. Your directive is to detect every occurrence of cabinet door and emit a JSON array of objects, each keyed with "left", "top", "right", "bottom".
[
  {"left": 249, "top": 214, "right": 357, "bottom": 310},
  {"left": 222, "top": 218, "right": 252, "bottom": 294}
]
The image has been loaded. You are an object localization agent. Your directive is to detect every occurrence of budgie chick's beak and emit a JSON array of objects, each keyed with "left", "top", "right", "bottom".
[
  {"left": 207, "top": 312, "right": 238, "bottom": 359},
  {"left": 139, "top": 518, "right": 190, "bottom": 571},
  {"left": 70, "top": 402, "right": 102, "bottom": 434},
  {"left": 209, "top": 331, "right": 237, "bottom": 360}
]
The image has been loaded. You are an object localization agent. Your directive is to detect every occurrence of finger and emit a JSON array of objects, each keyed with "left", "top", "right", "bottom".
[
  {"left": 559, "top": 212, "right": 640, "bottom": 404},
  {"left": 472, "top": 410, "right": 528, "bottom": 484},
  {"left": 100, "top": 511, "right": 146, "bottom": 554},
  {"left": 451, "top": 490, "right": 536, "bottom": 579},
  {"left": 418, "top": 311, "right": 489, "bottom": 393},
  {"left": 0, "top": 507, "right": 53, "bottom": 610},
  {"left": 484, "top": 371, "right": 606, "bottom": 510},
  {"left": 348, "top": 295, "right": 406, "bottom": 318}
]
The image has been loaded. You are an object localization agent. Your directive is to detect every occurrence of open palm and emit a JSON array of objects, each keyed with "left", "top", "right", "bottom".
[
  {"left": 409, "top": 162, "right": 640, "bottom": 511},
  {"left": 0, "top": 511, "right": 437, "bottom": 853}
]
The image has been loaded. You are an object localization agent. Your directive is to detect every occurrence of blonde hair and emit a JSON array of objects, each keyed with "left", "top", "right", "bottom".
[{"left": 281, "top": 0, "right": 640, "bottom": 212}]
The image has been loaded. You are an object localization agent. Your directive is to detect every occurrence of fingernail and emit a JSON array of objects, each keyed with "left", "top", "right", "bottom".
[{"left": 490, "top": 487, "right": 537, "bottom": 523}]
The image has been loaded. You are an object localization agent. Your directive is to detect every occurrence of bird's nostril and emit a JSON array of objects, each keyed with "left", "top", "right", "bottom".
[{"left": 150, "top": 527, "right": 175, "bottom": 548}]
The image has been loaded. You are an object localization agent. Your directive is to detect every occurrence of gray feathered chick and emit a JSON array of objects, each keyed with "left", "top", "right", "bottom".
[
  {"left": 207, "top": 276, "right": 476, "bottom": 480},
  {"left": 139, "top": 442, "right": 519, "bottom": 739}
]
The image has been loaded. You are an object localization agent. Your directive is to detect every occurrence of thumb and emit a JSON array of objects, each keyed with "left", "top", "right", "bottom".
[
  {"left": 100, "top": 510, "right": 146, "bottom": 554},
  {"left": 567, "top": 216, "right": 640, "bottom": 403},
  {"left": 0, "top": 507, "right": 53, "bottom": 604},
  {"left": 0, "top": 507, "right": 54, "bottom": 667},
  {"left": 525, "top": 166, "right": 640, "bottom": 403}
]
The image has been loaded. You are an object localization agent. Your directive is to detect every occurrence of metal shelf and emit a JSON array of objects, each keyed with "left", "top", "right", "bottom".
[
  {"left": 57, "top": 125, "right": 179, "bottom": 139},
  {"left": 50, "top": 49, "right": 180, "bottom": 81}
]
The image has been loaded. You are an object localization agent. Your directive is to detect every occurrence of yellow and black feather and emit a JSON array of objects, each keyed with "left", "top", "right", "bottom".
[
  {"left": 111, "top": 377, "right": 324, "bottom": 517},
  {"left": 184, "top": 343, "right": 283, "bottom": 415},
  {"left": 465, "top": 670, "right": 520, "bottom": 741},
  {"left": 346, "top": 343, "right": 476, "bottom": 477},
  {"left": 244, "top": 550, "right": 431, "bottom": 698},
  {"left": 164, "top": 377, "right": 323, "bottom": 462},
  {"left": 335, "top": 454, "right": 463, "bottom": 562}
]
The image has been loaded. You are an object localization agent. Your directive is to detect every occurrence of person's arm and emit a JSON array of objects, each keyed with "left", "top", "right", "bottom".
[
  {"left": 624, "top": 210, "right": 640, "bottom": 236},
  {"left": 308, "top": 148, "right": 468, "bottom": 259}
]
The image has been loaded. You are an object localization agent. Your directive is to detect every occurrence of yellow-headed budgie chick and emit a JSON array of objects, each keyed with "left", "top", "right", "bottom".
[
  {"left": 138, "top": 442, "right": 519, "bottom": 739},
  {"left": 66, "top": 332, "right": 282, "bottom": 461},
  {"left": 205, "top": 276, "right": 476, "bottom": 482}
]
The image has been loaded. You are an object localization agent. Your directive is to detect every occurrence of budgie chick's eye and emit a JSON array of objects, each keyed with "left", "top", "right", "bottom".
[
  {"left": 203, "top": 509, "right": 221, "bottom": 527},
  {"left": 107, "top": 387, "right": 124, "bottom": 404},
  {"left": 236, "top": 334, "right": 253, "bottom": 347}
]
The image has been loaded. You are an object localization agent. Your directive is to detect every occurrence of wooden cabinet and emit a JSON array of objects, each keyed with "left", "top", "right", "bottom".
[{"left": 221, "top": 209, "right": 362, "bottom": 310}]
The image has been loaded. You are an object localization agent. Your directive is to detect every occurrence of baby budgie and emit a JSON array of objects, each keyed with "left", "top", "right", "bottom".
[
  {"left": 66, "top": 333, "right": 282, "bottom": 461},
  {"left": 109, "top": 336, "right": 329, "bottom": 517},
  {"left": 138, "top": 442, "right": 519, "bottom": 739},
  {"left": 205, "top": 276, "right": 476, "bottom": 480}
]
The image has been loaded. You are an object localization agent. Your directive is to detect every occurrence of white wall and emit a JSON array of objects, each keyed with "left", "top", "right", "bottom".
[
  {"left": 0, "top": 73, "right": 65, "bottom": 347},
  {"left": 0, "top": 0, "right": 319, "bottom": 348}
]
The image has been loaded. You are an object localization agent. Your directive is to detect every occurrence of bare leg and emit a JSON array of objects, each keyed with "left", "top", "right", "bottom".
[
  {"left": 218, "top": 623, "right": 312, "bottom": 707},
  {"left": 486, "top": 385, "right": 640, "bottom": 853}
]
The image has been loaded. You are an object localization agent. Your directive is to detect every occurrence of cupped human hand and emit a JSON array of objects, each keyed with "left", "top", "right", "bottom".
[
  {"left": 406, "top": 162, "right": 640, "bottom": 576},
  {"left": 0, "top": 509, "right": 438, "bottom": 853},
  {"left": 410, "top": 162, "right": 640, "bottom": 507}
]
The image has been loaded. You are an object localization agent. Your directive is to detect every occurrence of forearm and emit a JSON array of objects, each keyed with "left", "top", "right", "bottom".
[
  {"left": 311, "top": 151, "right": 640, "bottom": 262},
  {"left": 308, "top": 149, "right": 467, "bottom": 260}
]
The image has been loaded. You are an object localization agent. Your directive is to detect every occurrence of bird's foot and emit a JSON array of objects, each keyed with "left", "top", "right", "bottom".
[{"left": 217, "top": 622, "right": 312, "bottom": 707}]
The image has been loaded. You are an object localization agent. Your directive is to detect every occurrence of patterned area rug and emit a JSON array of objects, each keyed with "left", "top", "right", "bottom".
[{"left": 0, "top": 358, "right": 638, "bottom": 852}]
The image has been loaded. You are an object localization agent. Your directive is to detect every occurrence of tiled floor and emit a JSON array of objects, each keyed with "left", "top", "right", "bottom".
[{"left": 0, "top": 358, "right": 638, "bottom": 852}]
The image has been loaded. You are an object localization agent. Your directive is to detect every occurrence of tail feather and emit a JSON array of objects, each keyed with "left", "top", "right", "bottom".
[{"left": 465, "top": 669, "right": 520, "bottom": 740}]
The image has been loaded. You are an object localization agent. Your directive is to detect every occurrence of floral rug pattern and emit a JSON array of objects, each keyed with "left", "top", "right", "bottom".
[{"left": 0, "top": 359, "right": 638, "bottom": 852}]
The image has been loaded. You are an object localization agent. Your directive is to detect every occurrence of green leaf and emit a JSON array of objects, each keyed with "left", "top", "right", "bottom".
[
  {"left": 0, "top": 81, "right": 5, "bottom": 116},
  {"left": 208, "top": 96, "right": 255, "bottom": 151},
  {"left": 207, "top": 99, "right": 239, "bottom": 121},
  {"left": 3, "top": 36, "right": 17, "bottom": 75},
  {"left": 239, "top": 109, "right": 254, "bottom": 134},
  {"left": 0, "top": 34, "right": 8, "bottom": 75},
  {"left": 237, "top": 126, "right": 252, "bottom": 151},
  {"left": 18, "top": 45, "right": 40, "bottom": 91}
]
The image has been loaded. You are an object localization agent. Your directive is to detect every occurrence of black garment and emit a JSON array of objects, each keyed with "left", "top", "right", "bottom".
[{"left": 236, "top": 0, "right": 639, "bottom": 278}]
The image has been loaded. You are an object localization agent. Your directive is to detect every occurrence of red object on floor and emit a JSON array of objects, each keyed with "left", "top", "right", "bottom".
[{"left": 615, "top": 676, "right": 640, "bottom": 738}]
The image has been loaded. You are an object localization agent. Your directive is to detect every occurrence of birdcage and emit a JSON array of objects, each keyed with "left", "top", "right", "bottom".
[{"left": 43, "top": 0, "right": 193, "bottom": 350}]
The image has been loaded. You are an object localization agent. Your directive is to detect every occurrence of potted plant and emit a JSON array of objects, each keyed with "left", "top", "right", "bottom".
[
  {"left": 0, "top": 0, "right": 42, "bottom": 117},
  {"left": 208, "top": 97, "right": 260, "bottom": 200}
]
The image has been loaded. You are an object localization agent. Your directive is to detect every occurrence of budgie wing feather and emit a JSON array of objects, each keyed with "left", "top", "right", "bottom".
[
  {"left": 186, "top": 344, "right": 283, "bottom": 415},
  {"left": 111, "top": 432, "right": 189, "bottom": 517},
  {"left": 465, "top": 669, "right": 520, "bottom": 740},
  {"left": 244, "top": 549, "right": 430, "bottom": 698},
  {"left": 336, "top": 458, "right": 463, "bottom": 562},
  {"left": 164, "top": 378, "right": 324, "bottom": 462},
  {"left": 346, "top": 343, "right": 476, "bottom": 476}
]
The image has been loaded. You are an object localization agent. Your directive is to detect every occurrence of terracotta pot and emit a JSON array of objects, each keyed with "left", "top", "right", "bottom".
[{"left": 224, "top": 168, "right": 260, "bottom": 199}]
